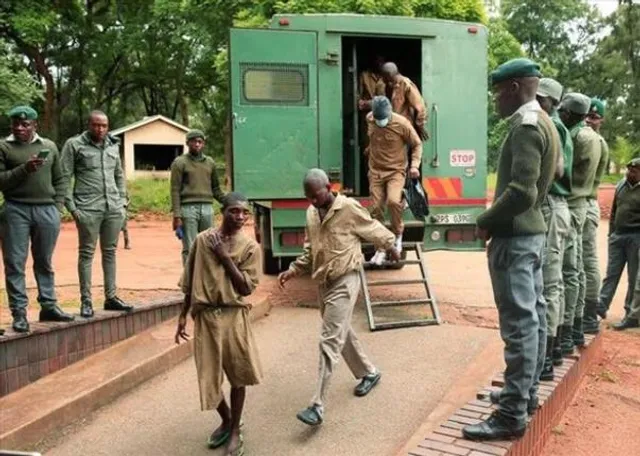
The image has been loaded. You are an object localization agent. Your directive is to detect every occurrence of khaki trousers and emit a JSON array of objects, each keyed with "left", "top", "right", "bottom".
[
  {"left": 311, "top": 271, "right": 376, "bottom": 407},
  {"left": 369, "top": 170, "right": 405, "bottom": 235}
]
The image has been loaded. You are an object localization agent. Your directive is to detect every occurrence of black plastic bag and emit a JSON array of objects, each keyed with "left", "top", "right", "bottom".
[{"left": 404, "top": 176, "right": 430, "bottom": 219}]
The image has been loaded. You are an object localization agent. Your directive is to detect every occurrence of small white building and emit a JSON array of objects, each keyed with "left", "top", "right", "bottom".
[{"left": 111, "top": 115, "right": 190, "bottom": 180}]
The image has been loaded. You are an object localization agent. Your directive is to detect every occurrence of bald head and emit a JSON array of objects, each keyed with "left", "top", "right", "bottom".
[
  {"left": 88, "top": 110, "right": 109, "bottom": 143},
  {"left": 303, "top": 168, "right": 329, "bottom": 187},
  {"left": 381, "top": 62, "right": 399, "bottom": 82}
]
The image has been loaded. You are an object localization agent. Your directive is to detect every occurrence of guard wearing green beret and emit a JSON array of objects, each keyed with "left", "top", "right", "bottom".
[
  {"left": 534, "top": 78, "right": 574, "bottom": 379},
  {"left": 62, "top": 110, "right": 133, "bottom": 318},
  {"left": 170, "top": 129, "right": 226, "bottom": 265},
  {"left": 557, "top": 93, "right": 606, "bottom": 353},
  {"left": 0, "top": 105, "right": 74, "bottom": 333},
  {"left": 463, "top": 59, "right": 559, "bottom": 441},
  {"left": 581, "top": 98, "right": 609, "bottom": 334}
]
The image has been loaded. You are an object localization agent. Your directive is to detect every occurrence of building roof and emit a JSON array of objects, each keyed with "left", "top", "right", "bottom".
[{"left": 110, "top": 115, "right": 190, "bottom": 136}]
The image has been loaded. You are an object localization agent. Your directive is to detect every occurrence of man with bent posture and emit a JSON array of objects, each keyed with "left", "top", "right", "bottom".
[{"left": 278, "top": 168, "right": 400, "bottom": 426}]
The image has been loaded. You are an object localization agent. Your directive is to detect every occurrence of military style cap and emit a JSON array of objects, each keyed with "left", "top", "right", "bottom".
[
  {"left": 7, "top": 105, "right": 38, "bottom": 120},
  {"left": 589, "top": 98, "right": 606, "bottom": 118},
  {"left": 627, "top": 157, "right": 640, "bottom": 168},
  {"left": 186, "top": 129, "right": 205, "bottom": 141},
  {"left": 537, "top": 78, "right": 563, "bottom": 102},
  {"left": 559, "top": 93, "right": 591, "bottom": 115},
  {"left": 490, "top": 58, "right": 542, "bottom": 85},
  {"left": 372, "top": 96, "right": 392, "bottom": 120}
]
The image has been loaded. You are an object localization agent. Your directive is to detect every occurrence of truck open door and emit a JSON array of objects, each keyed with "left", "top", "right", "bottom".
[{"left": 229, "top": 28, "right": 319, "bottom": 199}]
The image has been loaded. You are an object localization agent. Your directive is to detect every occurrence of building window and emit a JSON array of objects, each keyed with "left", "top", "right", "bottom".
[{"left": 241, "top": 64, "right": 308, "bottom": 105}]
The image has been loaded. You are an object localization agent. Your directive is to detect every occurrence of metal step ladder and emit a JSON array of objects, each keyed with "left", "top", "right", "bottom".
[{"left": 359, "top": 242, "right": 441, "bottom": 331}]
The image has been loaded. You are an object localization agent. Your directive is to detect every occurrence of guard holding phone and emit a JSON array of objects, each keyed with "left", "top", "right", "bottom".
[
  {"left": 0, "top": 105, "right": 74, "bottom": 333},
  {"left": 62, "top": 110, "right": 133, "bottom": 318}
]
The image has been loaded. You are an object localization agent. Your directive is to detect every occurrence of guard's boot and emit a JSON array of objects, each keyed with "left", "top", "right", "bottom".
[
  {"left": 488, "top": 390, "right": 538, "bottom": 416},
  {"left": 123, "top": 231, "right": 131, "bottom": 250},
  {"left": 40, "top": 305, "right": 75, "bottom": 322},
  {"left": 552, "top": 329, "right": 563, "bottom": 366},
  {"left": 11, "top": 310, "right": 29, "bottom": 333},
  {"left": 560, "top": 324, "right": 575, "bottom": 356},
  {"left": 80, "top": 302, "right": 94, "bottom": 318},
  {"left": 572, "top": 318, "right": 586, "bottom": 347},
  {"left": 540, "top": 336, "right": 555, "bottom": 381}
]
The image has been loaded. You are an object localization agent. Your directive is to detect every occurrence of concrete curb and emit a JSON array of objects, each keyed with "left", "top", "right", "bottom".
[{"left": 0, "top": 297, "right": 272, "bottom": 451}]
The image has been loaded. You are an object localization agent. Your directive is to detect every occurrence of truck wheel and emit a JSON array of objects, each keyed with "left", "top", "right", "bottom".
[{"left": 263, "top": 249, "right": 281, "bottom": 275}]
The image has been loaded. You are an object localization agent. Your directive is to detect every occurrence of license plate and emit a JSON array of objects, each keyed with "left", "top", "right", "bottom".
[{"left": 433, "top": 213, "right": 473, "bottom": 224}]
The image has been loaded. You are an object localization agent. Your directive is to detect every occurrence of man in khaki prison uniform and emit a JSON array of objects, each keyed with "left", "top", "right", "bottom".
[
  {"left": 378, "top": 62, "right": 428, "bottom": 140},
  {"left": 175, "top": 192, "right": 262, "bottom": 456},
  {"left": 278, "top": 168, "right": 400, "bottom": 426},
  {"left": 366, "top": 95, "right": 422, "bottom": 265},
  {"left": 358, "top": 55, "right": 385, "bottom": 112}
]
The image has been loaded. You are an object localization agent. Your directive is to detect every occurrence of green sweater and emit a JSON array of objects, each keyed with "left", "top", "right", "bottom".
[
  {"left": 477, "top": 101, "right": 558, "bottom": 237},
  {"left": 567, "top": 123, "right": 602, "bottom": 204},
  {"left": 170, "top": 153, "right": 225, "bottom": 217},
  {"left": 0, "top": 135, "right": 66, "bottom": 206},
  {"left": 590, "top": 133, "right": 609, "bottom": 199},
  {"left": 610, "top": 179, "right": 640, "bottom": 234},
  {"left": 549, "top": 112, "right": 573, "bottom": 197}
]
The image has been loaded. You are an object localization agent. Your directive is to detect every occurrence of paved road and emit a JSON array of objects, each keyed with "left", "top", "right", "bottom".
[{"left": 44, "top": 307, "right": 499, "bottom": 456}]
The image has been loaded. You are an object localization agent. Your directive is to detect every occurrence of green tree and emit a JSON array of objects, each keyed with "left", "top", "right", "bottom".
[
  {"left": 609, "top": 136, "right": 639, "bottom": 173},
  {"left": 0, "top": 40, "right": 42, "bottom": 114}
]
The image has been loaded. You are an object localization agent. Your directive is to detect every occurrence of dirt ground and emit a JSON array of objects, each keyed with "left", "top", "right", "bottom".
[{"left": 2, "top": 186, "right": 638, "bottom": 455}]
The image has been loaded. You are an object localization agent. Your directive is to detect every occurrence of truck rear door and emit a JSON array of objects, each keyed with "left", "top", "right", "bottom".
[{"left": 229, "top": 28, "right": 318, "bottom": 199}]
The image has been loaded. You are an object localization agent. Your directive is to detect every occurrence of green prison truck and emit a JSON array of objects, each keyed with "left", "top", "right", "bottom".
[{"left": 229, "top": 14, "right": 488, "bottom": 274}]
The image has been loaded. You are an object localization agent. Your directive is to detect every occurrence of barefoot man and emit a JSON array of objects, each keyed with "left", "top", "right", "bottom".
[
  {"left": 278, "top": 168, "right": 400, "bottom": 426},
  {"left": 175, "top": 192, "right": 262, "bottom": 456}
]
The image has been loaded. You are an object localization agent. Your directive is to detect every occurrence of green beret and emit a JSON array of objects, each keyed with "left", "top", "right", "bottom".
[
  {"left": 186, "top": 129, "right": 205, "bottom": 141},
  {"left": 7, "top": 105, "right": 38, "bottom": 120},
  {"left": 627, "top": 157, "right": 640, "bottom": 168},
  {"left": 559, "top": 93, "right": 591, "bottom": 115},
  {"left": 490, "top": 58, "right": 542, "bottom": 85},
  {"left": 589, "top": 98, "right": 606, "bottom": 118}
]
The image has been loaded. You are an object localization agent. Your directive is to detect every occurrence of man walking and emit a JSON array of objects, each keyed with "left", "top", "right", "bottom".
[
  {"left": 0, "top": 105, "right": 74, "bottom": 332},
  {"left": 596, "top": 158, "right": 640, "bottom": 322},
  {"left": 582, "top": 98, "right": 609, "bottom": 334},
  {"left": 535, "top": 78, "right": 573, "bottom": 379},
  {"left": 170, "top": 129, "right": 226, "bottom": 265},
  {"left": 613, "top": 246, "right": 640, "bottom": 331},
  {"left": 62, "top": 110, "right": 133, "bottom": 318},
  {"left": 557, "top": 94, "right": 603, "bottom": 353},
  {"left": 175, "top": 192, "right": 262, "bottom": 456},
  {"left": 463, "top": 58, "right": 559, "bottom": 441},
  {"left": 278, "top": 168, "right": 399, "bottom": 426},
  {"left": 366, "top": 96, "right": 422, "bottom": 264},
  {"left": 379, "top": 62, "right": 428, "bottom": 139}
]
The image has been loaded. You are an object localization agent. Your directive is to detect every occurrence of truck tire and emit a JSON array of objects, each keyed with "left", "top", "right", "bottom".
[{"left": 263, "top": 249, "right": 281, "bottom": 275}]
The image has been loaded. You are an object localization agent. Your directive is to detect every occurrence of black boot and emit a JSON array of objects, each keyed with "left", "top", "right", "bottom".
[
  {"left": 12, "top": 310, "right": 30, "bottom": 333},
  {"left": 487, "top": 390, "right": 538, "bottom": 416},
  {"left": 123, "top": 231, "right": 131, "bottom": 250},
  {"left": 80, "top": 302, "right": 94, "bottom": 318},
  {"left": 560, "top": 324, "right": 575, "bottom": 356},
  {"left": 104, "top": 296, "right": 134, "bottom": 312},
  {"left": 462, "top": 411, "right": 526, "bottom": 441},
  {"left": 552, "top": 329, "right": 563, "bottom": 366},
  {"left": 40, "top": 305, "right": 75, "bottom": 322},
  {"left": 572, "top": 318, "right": 585, "bottom": 347},
  {"left": 540, "top": 336, "right": 555, "bottom": 381}
]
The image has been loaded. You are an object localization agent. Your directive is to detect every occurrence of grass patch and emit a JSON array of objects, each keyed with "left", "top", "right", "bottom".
[{"left": 601, "top": 173, "right": 624, "bottom": 185}]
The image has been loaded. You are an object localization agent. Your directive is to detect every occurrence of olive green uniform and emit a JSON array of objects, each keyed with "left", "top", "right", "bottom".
[{"left": 62, "top": 132, "right": 126, "bottom": 306}]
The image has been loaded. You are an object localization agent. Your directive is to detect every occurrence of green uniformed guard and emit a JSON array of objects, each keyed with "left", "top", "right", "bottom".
[
  {"left": 170, "top": 129, "right": 226, "bottom": 265},
  {"left": 0, "top": 105, "right": 74, "bottom": 332},
  {"left": 535, "top": 78, "right": 573, "bottom": 379},
  {"left": 582, "top": 98, "right": 609, "bottom": 334},
  {"left": 62, "top": 110, "right": 133, "bottom": 318},
  {"left": 557, "top": 93, "right": 603, "bottom": 354},
  {"left": 597, "top": 158, "right": 640, "bottom": 325},
  {"left": 462, "top": 58, "right": 559, "bottom": 441}
]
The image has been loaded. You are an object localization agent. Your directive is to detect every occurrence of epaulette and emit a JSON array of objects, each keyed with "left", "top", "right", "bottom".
[{"left": 521, "top": 110, "right": 539, "bottom": 126}]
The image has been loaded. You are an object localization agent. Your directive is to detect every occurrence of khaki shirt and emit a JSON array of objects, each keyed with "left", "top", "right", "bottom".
[
  {"left": 366, "top": 112, "right": 422, "bottom": 175},
  {"left": 289, "top": 195, "right": 395, "bottom": 283},
  {"left": 61, "top": 132, "right": 125, "bottom": 213},
  {"left": 359, "top": 71, "right": 384, "bottom": 101},
  {"left": 180, "top": 230, "right": 261, "bottom": 313},
  {"left": 377, "top": 75, "right": 427, "bottom": 126}
]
